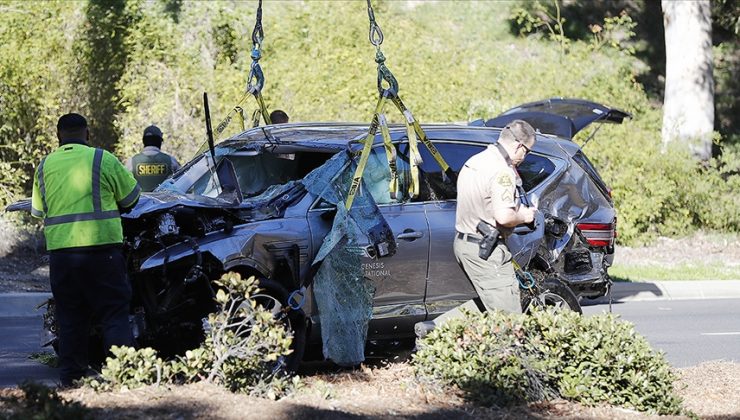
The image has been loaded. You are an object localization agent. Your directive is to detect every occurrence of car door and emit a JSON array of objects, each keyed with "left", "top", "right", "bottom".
[
  {"left": 413, "top": 141, "right": 486, "bottom": 317},
  {"left": 306, "top": 145, "right": 429, "bottom": 340}
]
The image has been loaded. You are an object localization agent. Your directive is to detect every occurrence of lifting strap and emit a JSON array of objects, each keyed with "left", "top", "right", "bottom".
[
  {"left": 345, "top": 0, "right": 456, "bottom": 210},
  {"left": 215, "top": 0, "right": 271, "bottom": 138}
]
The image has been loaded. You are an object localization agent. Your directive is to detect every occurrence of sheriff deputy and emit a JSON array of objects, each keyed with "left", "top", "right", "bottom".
[{"left": 125, "top": 124, "right": 181, "bottom": 192}]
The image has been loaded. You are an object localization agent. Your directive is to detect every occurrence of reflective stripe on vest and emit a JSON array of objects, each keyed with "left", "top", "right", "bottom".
[
  {"left": 38, "top": 148, "right": 121, "bottom": 226},
  {"left": 37, "top": 157, "right": 48, "bottom": 214}
]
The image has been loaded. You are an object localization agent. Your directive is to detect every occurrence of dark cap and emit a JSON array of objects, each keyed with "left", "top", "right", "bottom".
[{"left": 143, "top": 124, "right": 163, "bottom": 139}]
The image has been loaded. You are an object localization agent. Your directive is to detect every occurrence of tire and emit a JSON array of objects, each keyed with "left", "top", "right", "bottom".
[
  {"left": 251, "top": 278, "right": 307, "bottom": 374},
  {"left": 521, "top": 277, "right": 582, "bottom": 314}
]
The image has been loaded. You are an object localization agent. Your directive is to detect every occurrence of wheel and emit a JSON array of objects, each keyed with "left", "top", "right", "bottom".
[
  {"left": 250, "top": 278, "right": 307, "bottom": 374},
  {"left": 521, "top": 276, "right": 582, "bottom": 314}
]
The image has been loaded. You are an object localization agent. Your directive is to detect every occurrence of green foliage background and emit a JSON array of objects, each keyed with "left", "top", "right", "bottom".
[{"left": 0, "top": 0, "right": 738, "bottom": 244}]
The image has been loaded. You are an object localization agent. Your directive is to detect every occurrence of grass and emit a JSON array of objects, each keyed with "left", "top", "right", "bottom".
[{"left": 610, "top": 263, "right": 740, "bottom": 282}]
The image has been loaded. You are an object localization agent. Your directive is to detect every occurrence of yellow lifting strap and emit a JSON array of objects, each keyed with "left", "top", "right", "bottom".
[
  {"left": 345, "top": 89, "right": 455, "bottom": 210},
  {"left": 345, "top": 0, "right": 456, "bottom": 211},
  {"left": 346, "top": 93, "right": 390, "bottom": 210}
]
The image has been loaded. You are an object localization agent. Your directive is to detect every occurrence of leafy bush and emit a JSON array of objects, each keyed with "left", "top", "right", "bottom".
[
  {"left": 87, "top": 272, "right": 296, "bottom": 397},
  {"left": 413, "top": 308, "right": 685, "bottom": 415},
  {"left": 86, "top": 346, "right": 170, "bottom": 392},
  {"left": 413, "top": 310, "right": 555, "bottom": 407},
  {"left": 173, "top": 272, "right": 295, "bottom": 396}
]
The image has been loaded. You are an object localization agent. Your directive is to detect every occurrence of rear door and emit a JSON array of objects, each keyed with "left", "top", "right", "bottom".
[{"left": 408, "top": 141, "right": 486, "bottom": 317}]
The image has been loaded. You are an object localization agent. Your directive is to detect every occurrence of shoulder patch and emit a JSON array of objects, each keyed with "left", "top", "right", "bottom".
[{"left": 496, "top": 173, "right": 514, "bottom": 188}]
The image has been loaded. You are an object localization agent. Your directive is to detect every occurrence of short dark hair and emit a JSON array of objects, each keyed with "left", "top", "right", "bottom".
[
  {"left": 269, "top": 109, "right": 289, "bottom": 124},
  {"left": 57, "top": 113, "right": 88, "bottom": 140},
  {"left": 143, "top": 136, "right": 163, "bottom": 148},
  {"left": 57, "top": 113, "right": 87, "bottom": 131},
  {"left": 500, "top": 119, "right": 536, "bottom": 150}
]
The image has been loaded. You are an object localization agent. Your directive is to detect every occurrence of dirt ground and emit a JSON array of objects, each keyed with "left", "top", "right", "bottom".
[{"left": 1, "top": 360, "right": 738, "bottom": 419}]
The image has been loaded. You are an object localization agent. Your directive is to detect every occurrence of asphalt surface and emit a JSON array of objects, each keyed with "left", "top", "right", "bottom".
[
  {"left": 582, "top": 298, "right": 740, "bottom": 368},
  {"left": 0, "top": 316, "right": 58, "bottom": 387}
]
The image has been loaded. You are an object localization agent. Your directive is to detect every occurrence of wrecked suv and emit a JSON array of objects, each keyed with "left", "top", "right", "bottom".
[{"left": 10, "top": 98, "right": 627, "bottom": 368}]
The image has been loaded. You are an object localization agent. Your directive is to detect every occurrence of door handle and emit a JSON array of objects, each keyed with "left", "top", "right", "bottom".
[{"left": 397, "top": 230, "right": 423, "bottom": 240}]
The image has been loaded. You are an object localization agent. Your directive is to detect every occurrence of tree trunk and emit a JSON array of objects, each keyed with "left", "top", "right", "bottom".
[{"left": 661, "top": 0, "right": 714, "bottom": 161}]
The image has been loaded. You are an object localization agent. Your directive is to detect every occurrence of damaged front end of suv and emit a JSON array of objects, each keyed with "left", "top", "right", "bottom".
[{"left": 119, "top": 130, "right": 398, "bottom": 368}]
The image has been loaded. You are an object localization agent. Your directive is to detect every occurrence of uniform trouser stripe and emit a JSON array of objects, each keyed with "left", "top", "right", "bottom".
[
  {"left": 44, "top": 210, "right": 120, "bottom": 226},
  {"left": 38, "top": 158, "right": 48, "bottom": 214},
  {"left": 92, "top": 148, "right": 104, "bottom": 212}
]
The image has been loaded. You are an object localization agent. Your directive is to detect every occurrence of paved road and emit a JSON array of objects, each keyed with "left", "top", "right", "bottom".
[
  {"left": 583, "top": 298, "right": 740, "bottom": 368},
  {"left": 0, "top": 316, "right": 58, "bottom": 387}
]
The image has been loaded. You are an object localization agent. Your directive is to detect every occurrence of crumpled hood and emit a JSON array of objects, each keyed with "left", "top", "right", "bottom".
[{"left": 124, "top": 190, "right": 239, "bottom": 219}]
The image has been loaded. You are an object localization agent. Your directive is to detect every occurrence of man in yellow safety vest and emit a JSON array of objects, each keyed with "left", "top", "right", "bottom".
[{"left": 31, "top": 113, "right": 141, "bottom": 387}]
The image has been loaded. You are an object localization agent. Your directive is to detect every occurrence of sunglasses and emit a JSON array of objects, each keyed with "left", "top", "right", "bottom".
[{"left": 518, "top": 142, "right": 531, "bottom": 154}]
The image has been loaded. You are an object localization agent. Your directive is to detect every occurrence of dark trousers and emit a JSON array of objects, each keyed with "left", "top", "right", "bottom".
[{"left": 49, "top": 246, "right": 134, "bottom": 386}]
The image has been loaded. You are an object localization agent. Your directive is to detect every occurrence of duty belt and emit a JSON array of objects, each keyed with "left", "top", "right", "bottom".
[{"left": 456, "top": 232, "right": 482, "bottom": 244}]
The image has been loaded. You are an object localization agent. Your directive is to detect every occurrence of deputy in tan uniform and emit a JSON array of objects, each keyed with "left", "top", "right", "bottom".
[{"left": 415, "top": 119, "right": 537, "bottom": 338}]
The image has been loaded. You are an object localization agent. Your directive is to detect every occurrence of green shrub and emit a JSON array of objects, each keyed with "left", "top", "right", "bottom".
[
  {"left": 413, "top": 310, "right": 555, "bottom": 407},
  {"left": 87, "top": 272, "right": 296, "bottom": 397},
  {"left": 86, "top": 346, "right": 169, "bottom": 392},
  {"left": 413, "top": 308, "right": 685, "bottom": 415},
  {"left": 176, "top": 272, "right": 295, "bottom": 396}
]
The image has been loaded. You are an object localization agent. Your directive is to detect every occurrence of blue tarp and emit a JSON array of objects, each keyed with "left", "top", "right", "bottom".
[{"left": 302, "top": 151, "right": 395, "bottom": 366}]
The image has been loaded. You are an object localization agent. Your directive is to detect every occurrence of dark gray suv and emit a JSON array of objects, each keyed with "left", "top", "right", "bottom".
[{"left": 9, "top": 98, "right": 627, "bottom": 367}]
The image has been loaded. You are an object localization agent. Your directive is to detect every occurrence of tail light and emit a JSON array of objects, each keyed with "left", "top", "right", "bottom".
[{"left": 576, "top": 222, "right": 615, "bottom": 247}]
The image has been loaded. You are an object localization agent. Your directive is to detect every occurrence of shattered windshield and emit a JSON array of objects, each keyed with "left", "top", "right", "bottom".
[{"left": 157, "top": 146, "right": 336, "bottom": 199}]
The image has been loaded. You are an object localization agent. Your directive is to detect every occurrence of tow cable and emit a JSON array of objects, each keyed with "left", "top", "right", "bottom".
[
  {"left": 215, "top": 0, "right": 272, "bottom": 138},
  {"left": 345, "top": 0, "right": 457, "bottom": 210}
]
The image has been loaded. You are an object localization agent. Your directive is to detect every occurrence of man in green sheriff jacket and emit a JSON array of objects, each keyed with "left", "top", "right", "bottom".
[{"left": 31, "top": 113, "right": 141, "bottom": 387}]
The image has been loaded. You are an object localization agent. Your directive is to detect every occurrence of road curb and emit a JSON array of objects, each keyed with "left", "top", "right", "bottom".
[
  {"left": 0, "top": 293, "right": 52, "bottom": 317},
  {"left": 1, "top": 281, "right": 740, "bottom": 317},
  {"left": 588, "top": 280, "right": 740, "bottom": 304}
]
